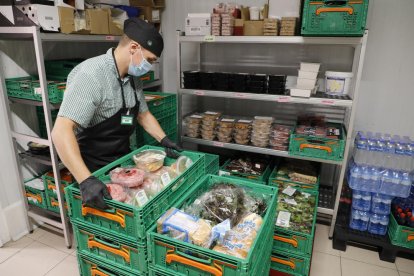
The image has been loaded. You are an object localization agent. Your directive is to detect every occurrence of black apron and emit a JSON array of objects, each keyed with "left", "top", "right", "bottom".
[{"left": 77, "top": 49, "right": 140, "bottom": 172}]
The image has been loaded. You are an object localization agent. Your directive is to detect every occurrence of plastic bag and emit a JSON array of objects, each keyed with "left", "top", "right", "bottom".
[
  {"left": 142, "top": 174, "right": 164, "bottom": 199},
  {"left": 109, "top": 167, "right": 145, "bottom": 188}
]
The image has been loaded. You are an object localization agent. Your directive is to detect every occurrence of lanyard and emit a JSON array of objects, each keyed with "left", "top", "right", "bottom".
[{"left": 112, "top": 48, "right": 127, "bottom": 110}]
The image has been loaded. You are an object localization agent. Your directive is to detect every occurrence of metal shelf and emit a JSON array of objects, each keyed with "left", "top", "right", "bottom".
[
  {"left": 182, "top": 136, "right": 343, "bottom": 165},
  {"left": 143, "top": 80, "right": 162, "bottom": 89},
  {"left": 9, "top": 97, "right": 61, "bottom": 109},
  {"left": 180, "top": 89, "right": 353, "bottom": 107},
  {"left": 39, "top": 33, "right": 121, "bottom": 43},
  {"left": 20, "top": 151, "right": 53, "bottom": 166},
  {"left": 179, "top": 35, "right": 363, "bottom": 46},
  {"left": 317, "top": 207, "right": 334, "bottom": 216}
]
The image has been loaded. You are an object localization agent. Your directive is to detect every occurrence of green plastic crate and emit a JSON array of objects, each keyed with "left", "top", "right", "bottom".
[
  {"left": 65, "top": 145, "right": 205, "bottom": 241},
  {"left": 37, "top": 107, "right": 59, "bottom": 138},
  {"left": 25, "top": 185, "right": 47, "bottom": 209},
  {"left": 73, "top": 221, "right": 148, "bottom": 274},
  {"left": 5, "top": 77, "right": 66, "bottom": 104},
  {"left": 144, "top": 92, "right": 177, "bottom": 119},
  {"left": 147, "top": 174, "right": 278, "bottom": 276},
  {"left": 141, "top": 70, "right": 155, "bottom": 83},
  {"left": 78, "top": 252, "right": 143, "bottom": 276},
  {"left": 273, "top": 189, "right": 319, "bottom": 256},
  {"left": 46, "top": 195, "right": 68, "bottom": 214},
  {"left": 270, "top": 250, "right": 311, "bottom": 276},
  {"left": 205, "top": 153, "right": 219, "bottom": 175},
  {"left": 218, "top": 159, "right": 271, "bottom": 184},
  {"left": 289, "top": 123, "right": 346, "bottom": 161},
  {"left": 388, "top": 214, "right": 414, "bottom": 249},
  {"left": 301, "top": 0, "right": 369, "bottom": 36},
  {"left": 45, "top": 59, "right": 82, "bottom": 75},
  {"left": 268, "top": 162, "right": 320, "bottom": 192},
  {"left": 43, "top": 168, "right": 75, "bottom": 198},
  {"left": 136, "top": 114, "right": 177, "bottom": 146}
]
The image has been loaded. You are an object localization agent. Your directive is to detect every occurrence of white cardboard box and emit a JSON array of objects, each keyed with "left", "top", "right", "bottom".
[
  {"left": 297, "top": 78, "right": 317, "bottom": 89},
  {"left": 186, "top": 13, "right": 211, "bottom": 27},
  {"left": 300, "top": 62, "right": 320, "bottom": 72},
  {"left": 290, "top": 86, "right": 318, "bottom": 98},
  {"left": 268, "top": 0, "right": 301, "bottom": 18},
  {"left": 16, "top": 4, "right": 59, "bottom": 32},
  {"left": 185, "top": 26, "right": 211, "bottom": 36},
  {"left": 298, "top": 70, "right": 318, "bottom": 80}
]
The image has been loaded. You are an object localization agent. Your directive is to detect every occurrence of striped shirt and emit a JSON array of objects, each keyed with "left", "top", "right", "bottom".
[{"left": 58, "top": 48, "right": 148, "bottom": 131}]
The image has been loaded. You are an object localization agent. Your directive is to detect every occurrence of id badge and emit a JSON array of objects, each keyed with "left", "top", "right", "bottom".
[{"left": 121, "top": 115, "right": 134, "bottom": 125}]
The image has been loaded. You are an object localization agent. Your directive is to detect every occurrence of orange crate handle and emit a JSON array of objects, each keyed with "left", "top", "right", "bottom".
[
  {"left": 300, "top": 144, "right": 332, "bottom": 153},
  {"left": 48, "top": 184, "right": 56, "bottom": 190},
  {"left": 82, "top": 206, "right": 125, "bottom": 228},
  {"left": 316, "top": 7, "right": 354, "bottom": 15},
  {"left": 271, "top": 256, "right": 296, "bottom": 270},
  {"left": 273, "top": 235, "right": 298, "bottom": 248},
  {"left": 88, "top": 237, "right": 130, "bottom": 263},
  {"left": 408, "top": 234, "right": 414, "bottom": 242},
  {"left": 51, "top": 199, "right": 68, "bottom": 209},
  {"left": 140, "top": 75, "right": 151, "bottom": 81},
  {"left": 26, "top": 192, "right": 42, "bottom": 203},
  {"left": 166, "top": 252, "right": 223, "bottom": 276},
  {"left": 91, "top": 267, "right": 110, "bottom": 276}
]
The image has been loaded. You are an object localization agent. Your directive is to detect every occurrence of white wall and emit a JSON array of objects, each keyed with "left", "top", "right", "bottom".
[{"left": 162, "top": 0, "right": 414, "bottom": 137}]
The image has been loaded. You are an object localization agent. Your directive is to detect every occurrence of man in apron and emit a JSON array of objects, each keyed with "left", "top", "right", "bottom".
[{"left": 52, "top": 18, "right": 181, "bottom": 209}]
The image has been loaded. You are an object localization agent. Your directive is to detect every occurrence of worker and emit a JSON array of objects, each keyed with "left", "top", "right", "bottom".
[{"left": 52, "top": 18, "right": 182, "bottom": 210}]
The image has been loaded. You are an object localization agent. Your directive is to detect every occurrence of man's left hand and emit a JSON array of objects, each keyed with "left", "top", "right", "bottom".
[{"left": 160, "top": 136, "right": 183, "bottom": 158}]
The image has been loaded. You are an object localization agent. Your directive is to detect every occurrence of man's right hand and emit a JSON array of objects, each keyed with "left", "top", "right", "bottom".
[{"left": 80, "top": 176, "right": 112, "bottom": 209}]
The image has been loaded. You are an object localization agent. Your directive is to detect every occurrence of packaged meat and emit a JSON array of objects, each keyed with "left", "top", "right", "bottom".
[
  {"left": 171, "top": 156, "right": 193, "bottom": 175},
  {"left": 223, "top": 158, "right": 266, "bottom": 176},
  {"left": 133, "top": 150, "right": 166, "bottom": 172},
  {"left": 153, "top": 166, "right": 178, "bottom": 187},
  {"left": 142, "top": 174, "right": 164, "bottom": 198},
  {"left": 270, "top": 145, "right": 289, "bottom": 151},
  {"left": 106, "top": 184, "right": 127, "bottom": 202},
  {"left": 127, "top": 188, "right": 149, "bottom": 207},
  {"left": 109, "top": 168, "right": 145, "bottom": 188},
  {"left": 295, "top": 125, "right": 326, "bottom": 137}
]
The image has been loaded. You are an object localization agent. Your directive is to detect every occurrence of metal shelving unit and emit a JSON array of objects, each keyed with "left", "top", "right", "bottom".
[
  {"left": 0, "top": 26, "right": 164, "bottom": 248},
  {"left": 177, "top": 31, "right": 369, "bottom": 238}
]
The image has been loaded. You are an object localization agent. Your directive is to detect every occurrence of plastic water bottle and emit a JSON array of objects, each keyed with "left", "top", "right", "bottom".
[
  {"left": 371, "top": 193, "right": 392, "bottom": 215},
  {"left": 399, "top": 137, "right": 413, "bottom": 198},
  {"left": 368, "top": 213, "right": 389, "bottom": 235},
  {"left": 349, "top": 159, "right": 361, "bottom": 190},
  {"left": 350, "top": 209, "right": 369, "bottom": 231},
  {"left": 354, "top": 132, "right": 368, "bottom": 165},
  {"left": 352, "top": 190, "right": 371, "bottom": 211},
  {"left": 381, "top": 137, "right": 398, "bottom": 195}
]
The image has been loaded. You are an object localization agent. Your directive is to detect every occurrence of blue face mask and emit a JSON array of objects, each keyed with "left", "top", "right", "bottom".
[{"left": 128, "top": 48, "right": 152, "bottom": 77}]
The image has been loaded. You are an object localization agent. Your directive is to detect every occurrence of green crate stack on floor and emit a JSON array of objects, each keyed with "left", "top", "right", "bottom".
[
  {"left": 42, "top": 169, "right": 75, "bottom": 214},
  {"left": 147, "top": 174, "right": 279, "bottom": 276},
  {"left": 24, "top": 177, "right": 48, "bottom": 210},
  {"left": 131, "top": 92, "right": 177, "bottom": 150},
  {"left": 268, "top": 160, "right": 320, "bottom": 276},
  {"left": 65, "top": 145, "right": 206, "bottom": 276}
]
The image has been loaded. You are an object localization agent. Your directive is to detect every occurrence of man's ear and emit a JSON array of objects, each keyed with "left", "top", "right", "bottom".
[{"left": 129, "top": 42, "right": 141, "bottom": 54}]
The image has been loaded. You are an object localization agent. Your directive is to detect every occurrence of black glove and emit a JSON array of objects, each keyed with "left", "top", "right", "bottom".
[
  {"left": 80, "top": 176, "right": 112, "bottom": 210},
  {"left": 160, "top": 136, "right": 183, "bottom": 159}
]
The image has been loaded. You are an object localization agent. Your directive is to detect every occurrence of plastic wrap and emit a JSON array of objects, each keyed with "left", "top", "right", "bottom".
[
  {"left": 109, "top": 167, "right": 145, "bottom": 188},
  {"left": 171, "top": 156, "right": 193, "bottom": 175},
  {"left": 142, "top": 174, "right": 164, "bottom": 199},
  {"left": 106, "top": 183, "right": 128, "bottom": 202},
  {"left": 133, "top": 150, "right": 166, "bottom": 172},
  {"left": 126, "top": 187, "right": 149, "bottom": 207},
  {"left": 213, "top": 213, "right": 263, "bottom": 259}
]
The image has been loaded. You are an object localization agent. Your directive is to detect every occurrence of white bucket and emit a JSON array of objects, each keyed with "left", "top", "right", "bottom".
[
  {"left": 249, "top": 7, "right": 260, "bottom": 20},
  {"left": 325, "top": 71, "right": 353, "bottom": 95}
]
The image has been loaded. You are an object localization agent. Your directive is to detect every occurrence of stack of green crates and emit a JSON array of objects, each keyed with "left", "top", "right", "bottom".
[
  {"left": 24, "top": 177, "right": 48, "bottom": 209},
  {"left": 45, "top": 59, "right": 83, "bottom": 81},
  {"left": 5, "top": 76, "right": 66, "bottom": 103},
  {"left": 42, "top": 169, "right": 75, "bottom": 214},
  {"left": 147, "top": 174, "right": 278, "bottom": 276},
  {"left": 301, "top": 0, "right": 369, "bottom": 36},
  {"left": 131, "top": 92, "right": 177, "bottom": 150},
  {"left": 218, "top": 159, "right": 272, "bottom": 184},
  {"left": 268, "top": 164, "right": 319, "bottom": 276},
  {"left": 65, "top": 145, "right": 206, "bottom": 276}
]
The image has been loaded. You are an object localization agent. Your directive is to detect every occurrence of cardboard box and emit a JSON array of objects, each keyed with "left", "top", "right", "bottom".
[
  {"left": 16, "top": 4, "right": 59, "bottom": 31},
  {"left": 234, "top": 18, "right": 244, "bottom": 27},
  {"left": 185, "top": 13, "right": 211, "bottom": 36},
  {"left": 135, "top": 5, "right": 159, "bottom": 22},
  {"left": 268, "top": 0, "right": 301, "bottom": 18},
  {"left": 86, "top": 9, "right": 109, "bottom": 34},
  {"left": 108, "top": 8, "right": 124, "bottom": 35},
  {"left": 244, "top": 20, "right": 263, "bottom": 36},
  {"left": 129, "top": 0, "right": 153, "bottom": 6},
  {"left": 152, "top": 8, "right": 160, "bottom": 21}
]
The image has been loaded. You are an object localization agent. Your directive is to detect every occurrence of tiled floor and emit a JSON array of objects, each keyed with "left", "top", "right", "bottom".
[{"left": 0, "top": 224, "right": 413, "bottom": 275}]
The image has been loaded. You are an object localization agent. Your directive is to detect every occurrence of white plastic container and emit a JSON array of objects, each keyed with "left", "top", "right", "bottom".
[
  {"left": 297, "top": 78, "right": 317, "bottom": 89},
  {"left": 300, "top": 62, "right": 320, "bottom": 72},
  {"left": 325, "top": 71, "right": 353, "bottom": 95},
  {"left": 298, "top": 70, "right": 318, "bottom": 80}
]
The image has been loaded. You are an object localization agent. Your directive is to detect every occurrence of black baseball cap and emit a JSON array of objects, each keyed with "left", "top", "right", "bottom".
[{"left": 124, "top": 18, "right": 164, "bottom": 57}]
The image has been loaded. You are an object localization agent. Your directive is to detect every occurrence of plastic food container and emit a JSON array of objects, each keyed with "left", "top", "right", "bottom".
[
  {"left": 133, "top": 150, "right": 166, "bottom": 172},
  {"left": 235, "top": 119, "right": 252, "bottom": 130},
  {"left": 218, "top": 118, "right": 235, "bottom": 128},
  {"left": 201, "top": 134, "right": 215, "bottom": 140},
  {"left": 202, "top": 111, "right": 221, "bottom": 120},
  {"left": 217, "top": 127, "right": 233, "bottom": 136},
  {"left": 201, "top": 129, "right": 215, "bottom": 136},
  {"left": 251, "top": 132, "right": 270, "bottom": 140},
  {"left": 253, "top": 116, "right": 273, "bottom": 124},
  {"left": 234, "top": 137, "right": 250, "bottom": 145},
  {"left": 185, "top": 114, "right": 202, "bottom": 124},
  {"left": 325, "top": 71, "right": 353, "bottom": 95},
  {"left": 171, "top": 156, "right": 194, "bottom": 175},
  {"left": 234, "top": 128, "right": 251, "bottom": 136}
]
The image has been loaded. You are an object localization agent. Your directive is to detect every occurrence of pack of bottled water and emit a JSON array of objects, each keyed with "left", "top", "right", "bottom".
[{"left": 348, "top": 131, "right": 413, "bottom": 198}]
